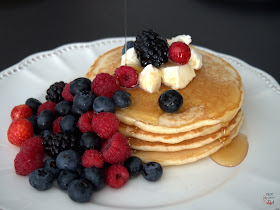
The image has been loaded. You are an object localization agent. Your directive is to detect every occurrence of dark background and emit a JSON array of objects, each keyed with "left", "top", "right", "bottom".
[{"left": 0, "top": 0, "right": 279, "bottom": 83}]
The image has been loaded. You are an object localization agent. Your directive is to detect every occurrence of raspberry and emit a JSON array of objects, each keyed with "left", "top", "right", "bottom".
[
  {"left": 114, "top": 66, "right": 138, "bottom": 88},
  {"left": 101, "top": 132, "right": 131, "bottom": 164},
  {"left": 106, "top": 164, "right": 129, "bottom": 188},
  {"left": 14, "top": 152, "right": 43, "bottom": 176},
  {"left": 81, "top": 149, "right": 104, "bottom": 168},
  {"left": 62, "top": 82, "right": 74, "bottom": 102},
  {"left": 11, "top": 104, "right": 33, "bottom": 121},
  {"left": 37, "top": 101, "right": 57, "bottom": 116},
  {"left": 20, "top": 136, "right": 44, "bottom": 158},
  {"left": 168, "top": 41, "right": 191, "bottom": 64},
  {"left": 91, "top": 112, "right": 119, "bottom": 139},
  {"left": 52, "top": 116, "right": 63, "bottom": 134},
  {"left": 7, "top": 118, "right": 34, "bottom": 146},
  {"left": 91, "top": 73, "right": 120, "bottom": 99},
  {"left": 78, "top": 111, "right": 96, "bottom": 133}
]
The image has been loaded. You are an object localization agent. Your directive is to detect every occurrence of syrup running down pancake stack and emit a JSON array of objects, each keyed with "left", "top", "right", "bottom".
[{"left": 86, "top": 39, "right": 245, "bottom": 166}]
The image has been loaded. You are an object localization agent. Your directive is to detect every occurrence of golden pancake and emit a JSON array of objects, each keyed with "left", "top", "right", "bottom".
[
  {"left": 131, "top": 118, "right": 243, "bottom": 166},
  {"left": 120, "top": 110, "right": 242, "bottom": 144},
  {"left": 86, "top": 46, "right": 244, "bottom": 134},
  {"left": 127, "top": 112, "right": 243, "bottom": 151}
]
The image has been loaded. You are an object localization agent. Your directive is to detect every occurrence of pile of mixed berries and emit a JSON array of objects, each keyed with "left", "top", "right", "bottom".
[{"left": 7, "top": 66, "right": 163, "bottom": 203}]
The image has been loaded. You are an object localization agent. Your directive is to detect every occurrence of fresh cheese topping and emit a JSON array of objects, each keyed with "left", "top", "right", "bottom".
[
  {"left": 167, "top": 35, "right": 192, "bottom": 46},
  {"left": 138, "top": 64, "right": 162, "bottom": 93},
  {"left": 161, "top": 64, "right": 196, "bottom": 89},
  {"left": 190, "top": 49, "right": 202, "bottom": 70},
  {"left": 122, "top": 34, "right": 203, "bottom": 93},
  {"left": 121, "top": 48, "right": 140, "bottom": 66}
]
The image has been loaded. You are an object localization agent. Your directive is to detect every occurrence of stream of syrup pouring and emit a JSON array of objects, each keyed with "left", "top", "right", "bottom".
[
  {"left": 122, "top": 0, "right": 248, "bottom": 167},
  {"left": 124, "top": 0, "right": 128, "bottom": 65}
]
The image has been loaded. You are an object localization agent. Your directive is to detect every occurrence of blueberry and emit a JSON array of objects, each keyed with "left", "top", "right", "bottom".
[
  {"left": 122, "top": 41, "right": 135, "bottom": 55},
  {"left": 40, "top": 129, "right": 53, "bottom": 139},
  {"left": 71, "top": 105, "right": 84, "bottom": 117},
  {"left": 27, "top": 115, "right": 37, "bottom": 128},
  {"left": 81, "top": 167, "right": 106, "bottom": 191},
  {"left": 29, "top": 168, "right": 55, "bottom": 191},
  {"left": 60, "top": 115, "right": 77, "bottom": 134},
  {"left": 37, "top": 110, "right": 55, "bottom": 130},
  {"left": 124, "top": 156, "right": 143, "bottom": 178},
  {"left": 158, "top": 90, "right": 183, "bottom": 113},
  {"left": 25, "top": 98, "right": 42, "bottom": 115},
  {"left": 113, "top": 90, "right": 131, "bottom": 108},
  {"left": 69, "top": 77, "right": 91, "bottom": 96},
  {"left": 142, "top": 162, "right": 163, "bottom": 182},
  {"left": 27, "top": 115, "right": 40, "bottom": 134},
  {"left": 67, "top": 179, "right": 93, "bottom": 203},
  {"left": 55, "top": 101, "right": 72, "bottom": 116},
  {"left": 73, "top": 90, "right": 96, "bottom": 112},
  {"left": 92, "top": 96, "right": 115, "bottom": 113},
  {"left": 57, "top": 170, "right": 79, "bottom": 190},
  {"left": 43, "top": 158, "right": 60, "bottom": 178},
  {"left": 80, "top": 132, "right": 101, "bottom": 151},
  {"left": 56, "top": 150, "right": 81, "bottom": 171}
]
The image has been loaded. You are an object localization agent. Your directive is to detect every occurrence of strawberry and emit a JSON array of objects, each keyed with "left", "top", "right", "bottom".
[
  {"left": 11, "top": 104, "right": 33, "bottom": 121},
  {"left": 7, "top": 118, "right": 34, "bottom": 146}
]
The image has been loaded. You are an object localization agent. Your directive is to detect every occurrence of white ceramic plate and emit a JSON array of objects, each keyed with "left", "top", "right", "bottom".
[{"left": 0, "top": 38, "right": 280, "bottom": 210}]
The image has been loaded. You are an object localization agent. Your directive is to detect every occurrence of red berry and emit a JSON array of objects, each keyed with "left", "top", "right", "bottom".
[
  {"left": 91, "top": 73, "right": 120, "bottom": 99},
  {"left": 52, "top": 116, "right": 63, "bottom": 134},
  {"left": 20, "top": 136, "right": 44, "bottom": 158},
  {"left": 114, "top": 66, "right": 138, "bottom": 88},
  {"left": 62, "top": 82, "right": 74, "bottom": 102},
  {"left": 91, "top": 112, "right": 119, "bottom": 139},
  {"left": 11, "top": 104, "right": 33, "bottom": 121},
  {"left": 78, "top": 111, "right": 96, "bottom": 133},
  {"left": 37, "top": 101, "right": 57, "bottom": 116},
  {"left": 168, "top": 42, "right": 191, "bottom": 64},
  {"left": 106, "top": 164, "right": 129, "bottom": 188},
  {"left": 7, "top": 118, "right": 34, "bottom": 146},
  {"left": 82, "top": 149, "right": 104, "bottom": 168},
  {"left": 101, "top": 132, "right": 131, "bottom": 164},
  {"left": 14, "top": 152, "right": 43, "bottom": 176}
]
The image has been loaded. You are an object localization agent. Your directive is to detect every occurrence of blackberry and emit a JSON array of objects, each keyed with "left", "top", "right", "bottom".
[
  {"left": 42, "top": 133, "right": 79, "bottom": 158},
  {"left": 46, "top": 81, "right": 66, "bottom": 103},
  {"left": 134, "top": 29, "right": 169, "bottom": 67}
]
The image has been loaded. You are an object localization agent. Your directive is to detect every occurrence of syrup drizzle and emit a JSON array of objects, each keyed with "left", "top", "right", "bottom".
[{"left": 210, "top": 133, "right": 248, "bottom": 167}]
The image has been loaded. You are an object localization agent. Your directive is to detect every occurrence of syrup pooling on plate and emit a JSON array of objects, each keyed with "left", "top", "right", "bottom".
[{"left": 210, "top": 133, "right": 248, "bottom": 167}]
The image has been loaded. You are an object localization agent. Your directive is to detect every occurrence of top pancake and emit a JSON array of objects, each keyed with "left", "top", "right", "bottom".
[{"left": 86, "top": 45, "right": 244, "bottom": 134}]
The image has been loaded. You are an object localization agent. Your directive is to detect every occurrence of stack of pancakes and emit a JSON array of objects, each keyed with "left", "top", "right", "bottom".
[{"left": 86, "top": 46, "right": 244, "bottom": 166}]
